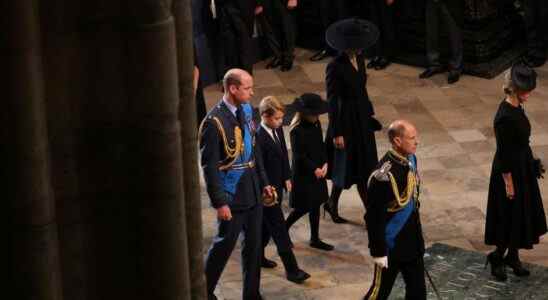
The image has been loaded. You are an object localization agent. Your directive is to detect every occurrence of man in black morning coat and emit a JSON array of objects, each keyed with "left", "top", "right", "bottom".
[
  {"left": 200, "top": 68, "right": 273, "bottom": 300},
  {"left": 363, "top": 120, "right": 426, "bottom": 300}
]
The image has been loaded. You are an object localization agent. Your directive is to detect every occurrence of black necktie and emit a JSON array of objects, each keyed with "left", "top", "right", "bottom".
[
  {"left": 236, "top": 107, "right": 245, "bottom": 131},
  {"left": 272, "top": 128, "right": 280, "bottom": 145}
]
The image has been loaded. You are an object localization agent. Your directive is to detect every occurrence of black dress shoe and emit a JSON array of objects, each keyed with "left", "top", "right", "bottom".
[
  {"left": 280, "top": 59, "right": 293, "bottom": 72},
  {"left": 367, "top": 56, "right": 380, "bottom": 69},
  {"left": 266, "top": 56, "right": 282, "bottom": 69},
  {"left": 504, "top": 255, "right": 530, "bottom": 277},
  {"left": 447, "top": 69, "right": 461, "bottom": 84},
  {"left": 323, "top": 203, "right": 348, "bottom": 224},
  {"left": 485, "top": 251, "right": 507, "bottom": 282},
  {"left": 310, "top": 49, "right": 330, "bottom": 61},
  {"left": 310, "top": 239, "right": 334, "bottom": 251},
  {"left": 374, "top": 57, "right": 391, "bottom": 70},
  {"left": 261, "top": 257, "right": 278, "bottom": 268},
  {"left": 419, "top": 66, "right": 445, "bottom": 79},
  {"left": 287, "top": 269, "right": 311, "bottom": 284}
]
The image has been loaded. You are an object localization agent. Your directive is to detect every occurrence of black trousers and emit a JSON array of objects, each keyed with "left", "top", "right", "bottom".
[
  {"left": 262, "top": 200, "right": 293, "bottom": 253},
  {"left": 263, "top": 0, "right": 297, "bottom": 60},
  {"left": 286, "top": 206, "right": 321, "bottom": 241},
  {"left": 218, "top": 4, "right": 255, "bottom": 74},
  {"left": 205, "top": 204, "right": 263, "bottom": 300},
  {"left": 425, "top": 0, "right": 463, "bottom": 70},
  {"left": 363, "top": 256, "right": 426, "bottom": 300},
  {"left": 524, "top": 0, "right": 548, "bottom": 63},
  {"left": 369, "top": 0, "right": 396, "bottom": 58}
]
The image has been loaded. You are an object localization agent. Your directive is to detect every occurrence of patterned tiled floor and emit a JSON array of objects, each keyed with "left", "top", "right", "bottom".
[{"left": 200, "top": 48, "right": 548, "bottom": 299}]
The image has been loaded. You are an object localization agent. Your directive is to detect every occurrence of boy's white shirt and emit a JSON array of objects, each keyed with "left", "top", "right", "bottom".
[{"left": 260, "top": 121, "right": 277, "bottom": 142}]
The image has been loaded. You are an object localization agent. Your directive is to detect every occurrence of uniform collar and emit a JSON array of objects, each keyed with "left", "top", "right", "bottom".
[{"left": 222, "top": 96, "right": 238, "bottom": 117}]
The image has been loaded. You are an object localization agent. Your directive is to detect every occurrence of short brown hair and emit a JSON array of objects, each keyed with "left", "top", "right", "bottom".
[
  {"left": 387, "top": 120, "right": 407, "bottom": 144},
  {"left": 222, "top": 69, "right": 243, "bottom": 92},
  {"left": 259, "top": 96, "right": 285, "bottom": 117}
]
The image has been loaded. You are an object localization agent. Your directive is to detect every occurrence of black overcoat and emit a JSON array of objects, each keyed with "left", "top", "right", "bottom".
[
  {"left": 325, "top": 53, "right": 379, "bottom": 188},
  {"left": 485, "top": 101, "right": 547, "bottom": 249},
  {"left": 289, "top": 119, "right": 329, "bottom": 211}
]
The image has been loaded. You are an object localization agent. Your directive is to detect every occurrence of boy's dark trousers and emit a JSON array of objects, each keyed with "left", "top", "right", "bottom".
[
  {"left": 261, "top": 191, "right": 302, "bottom": 273},
  {"left": 205, "top": 203, "right": 263, "bottom": 300}
]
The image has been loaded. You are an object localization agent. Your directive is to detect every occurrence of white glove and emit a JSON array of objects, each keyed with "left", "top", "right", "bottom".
[{"left": 372, "top": 256, "right": 388, "bottom": 269}]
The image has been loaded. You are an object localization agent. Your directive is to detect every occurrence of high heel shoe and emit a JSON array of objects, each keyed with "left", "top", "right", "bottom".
[
  {"left": 323, "top": 203, "right": 348, "bottom": 224},
  {"left": 504, "top": 255, "right": 530, "bottom": 277},
  {"left": 485, "top": 251, "right": 507, "bottom": 281}
]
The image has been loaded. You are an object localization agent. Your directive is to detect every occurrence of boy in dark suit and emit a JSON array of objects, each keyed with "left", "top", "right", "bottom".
[{"left": 257, "top": 96, "right": 310, "bottom": 284}]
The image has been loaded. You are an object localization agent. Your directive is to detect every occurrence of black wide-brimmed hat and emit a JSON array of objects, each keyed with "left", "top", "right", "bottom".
[
  {"left": 292, "top": 93, "right": 329, "bottom": 115},
  {"left": 511, "top": 63, "right": 537, "bottom": 91},
  {"left": 326, "top": 18, "right": 379, "bottom": 51}
]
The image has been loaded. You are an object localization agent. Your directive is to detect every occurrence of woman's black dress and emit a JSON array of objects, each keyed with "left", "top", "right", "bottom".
[
  {"left": 289, "top": 119, "right": 329, "bottom": 212},
  {"left": 325, "top": 53, "right": 379, "bottom": 189},
  {"left": 485, "top": 100, "right": 547, "bottom": 249}
]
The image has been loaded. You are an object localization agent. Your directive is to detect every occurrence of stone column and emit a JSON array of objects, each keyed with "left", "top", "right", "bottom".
[
  {"left": 172, "top": 0, "right": 208, "bottom": 299},
  {"left": 2, "top": 1, "right": 63, "bottom": 299}
]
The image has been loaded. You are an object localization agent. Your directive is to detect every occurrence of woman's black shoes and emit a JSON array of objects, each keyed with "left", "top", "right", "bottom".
[
  {"left": 323, "top": 203, "right": 348, "bottom": 224},
  {"left": 485, "top": 251, "right": 507, "bottom": 281},
  {"left": 504, "top": 255, "right": 530, "bottom": 277}
]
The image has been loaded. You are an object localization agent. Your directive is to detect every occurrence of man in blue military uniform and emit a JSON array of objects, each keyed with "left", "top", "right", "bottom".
[
  {"left": 363, "top": 120, "right": 426, "bottom": 300},
  {"left": 200, "top": 68, "right": 274, "bottom": 300}
]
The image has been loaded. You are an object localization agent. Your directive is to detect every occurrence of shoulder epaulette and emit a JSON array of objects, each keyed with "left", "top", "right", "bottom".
[{"left": 367, "top": 161, "right": 392, "bottom": 187}]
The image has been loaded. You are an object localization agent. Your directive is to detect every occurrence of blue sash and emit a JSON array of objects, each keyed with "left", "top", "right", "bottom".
[
  {"left": 219, "top": 103, "right": 254, "bottom": 195},
  {"left": 385, "top": 155, "right": 417, "bottom": 250}
]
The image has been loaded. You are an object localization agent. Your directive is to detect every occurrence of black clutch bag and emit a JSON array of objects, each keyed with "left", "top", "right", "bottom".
[{"left": 533, "top": 158, "right": 545, "bottom": 179}]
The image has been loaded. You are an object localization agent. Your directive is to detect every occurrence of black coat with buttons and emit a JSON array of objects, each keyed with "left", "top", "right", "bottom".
[{"left": 289, "top": 119, "right": 329, "bottom": 211}]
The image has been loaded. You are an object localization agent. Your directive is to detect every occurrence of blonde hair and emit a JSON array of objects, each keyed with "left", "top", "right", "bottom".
[
  {"left": 503, "top": 69, "right": 518, "bottom": 96},
  {"left": 259, "top": 96, "right": 285, "bottom": 117},
  {"left": 289, "top": 112, "right": 301, "bottom": 131}
]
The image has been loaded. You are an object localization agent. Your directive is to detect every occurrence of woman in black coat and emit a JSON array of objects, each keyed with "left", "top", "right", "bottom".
[
  {"left": 484, "top": 63, "right": 547, "bottom": 282},
  {"left": 323, "top": 19, "right": 382, "bottom": 223},
  {"left": 286, "top": 94, "right": 334, "bottom": 251}
]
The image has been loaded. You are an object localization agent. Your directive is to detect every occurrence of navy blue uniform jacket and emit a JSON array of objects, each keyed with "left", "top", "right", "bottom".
[{"left": 199, "top": 101, "right": 269, "bottom": 211}]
